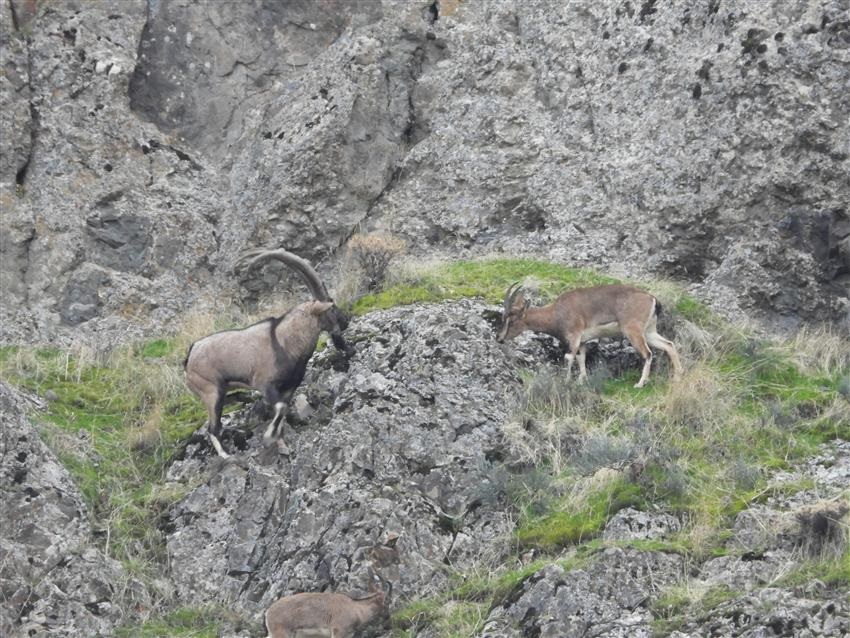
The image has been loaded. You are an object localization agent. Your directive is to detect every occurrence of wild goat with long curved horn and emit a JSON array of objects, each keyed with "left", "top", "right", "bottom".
[
  {"left": 497, "top": 283, "right": 683, "bottom": 387},
  {"left": 184, "top": 249, "right": 351, "bottom": 458}
]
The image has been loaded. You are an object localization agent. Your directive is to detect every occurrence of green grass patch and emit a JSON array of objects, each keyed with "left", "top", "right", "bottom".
[
  {"left": 449, "top": 558, "right": 550, "bottom": 604},
  {"left": 114, "top": 606, "right": 230, "bottom": 638},
  {"left": 391, "top": 598, "right": 444, "bottom": 631},
  {"left": 391, "top": 552, "right": 593, "bottom": 637},
  {"left": 775, "top": 551, "right": 850, "bottom": 590},
  {"left": 0, "top": 344, "right": 204, "bottom": 575},
  {"left": 516, "top": 477, "right": 645, "bottom": 550},
  {"left": 351, "top": 258, "right": 617, "bottom": 315},
  {"left": 674, "top": 295, "right": 715, "bottom": 326},
  {"left": 136, "top": 338, "right": 178, "bottom": 359}
]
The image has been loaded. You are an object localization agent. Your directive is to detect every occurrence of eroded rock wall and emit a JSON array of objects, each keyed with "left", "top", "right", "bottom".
[
  {"left": 1, "top": 0, "right": 848, "bottom": 343},
  {"left": 367, "top": 0, "right": 850, "bottom": 328},
  {"left": 0, "top": 0, "right": 225, "bottom": 344}
]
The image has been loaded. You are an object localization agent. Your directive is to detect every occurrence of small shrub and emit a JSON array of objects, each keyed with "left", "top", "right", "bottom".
[
  {"left": 793, "top": 500, "right": 850, "bottom": 559},
  {"left": 787, "top": 325, "right": 850, "bottom": 378},
  {"left": 341, "top": 232, "right": 407, "bottom": 298},
  {"left": 501, "top": 367, "right": 595, "bottom": 471},
  {"left": 641, "top": 460, "right": 689, "bottom": 506},
  {"left": 726, "top": 457, "right": 762, "bottom": 491},
  {"left": 662, "top": 364, "right": 731, "bottom": 432},
  {"left": 838, "top": 375, "right": 850, "bottom": 402},
  {"left": 651, "top": 586, "right": 691, "bottom": 620},
  {"left": 571, "top": 432, "right": 637, "bottom": 476}
]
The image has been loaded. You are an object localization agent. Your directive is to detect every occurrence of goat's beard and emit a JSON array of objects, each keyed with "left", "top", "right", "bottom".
[{"left": 331, "top": 332, "right": 354, "bottom": 358}]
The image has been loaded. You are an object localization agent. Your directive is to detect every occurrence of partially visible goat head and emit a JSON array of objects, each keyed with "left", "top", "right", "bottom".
[
  {"left": 239, "top": 248, "right": 352, "bottom": 352},
  {"left": 497, "top": 282, "right": 531, "bottom": 343},
  {"left": 184, "top": 248, "right": 353, "bottom": 458}
]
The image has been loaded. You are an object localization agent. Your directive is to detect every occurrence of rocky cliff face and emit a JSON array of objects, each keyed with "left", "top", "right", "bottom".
[
  {"left": 1, "top": 1, "right": 849, "bottom": 636},
  {"left": 1, "top": 0, "right": 849, "bottom": 344}
]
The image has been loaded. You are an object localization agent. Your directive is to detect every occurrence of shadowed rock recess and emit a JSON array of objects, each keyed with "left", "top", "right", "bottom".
[{"left": 1, "top": 0, "right": 848, "bottom": 342}]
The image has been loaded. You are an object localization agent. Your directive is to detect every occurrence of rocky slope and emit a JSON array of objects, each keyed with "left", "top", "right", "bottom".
[
  {"left": 0, "top": 383, "right": 149, "bottom": 637},
  {"left": 2, "top": 0, "right": 849, "bottom": 344},
  {"left": 1, "top": 1, "right": 849, "bottom": 637},
  {"left": 2, "top": 299, "right": 848, "bottom": 636},
  {"left": 163, "top": 300, "right": 520, "bottom": 613}
]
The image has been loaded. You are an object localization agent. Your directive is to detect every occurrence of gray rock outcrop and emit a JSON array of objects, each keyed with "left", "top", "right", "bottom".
[
  {"left": 2, "top": 0, "right": 849, "bottom": 342},
  {"left": 163, "top": 299, "right": 527, "bottom": 617},
  {"left": 0, "top": 383, "right": 147, "bottom": 637},
  {"left": 483, "top": 549, "right": 685, "bottom": 637}
]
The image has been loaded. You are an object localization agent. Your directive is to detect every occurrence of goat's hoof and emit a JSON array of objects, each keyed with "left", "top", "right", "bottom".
[{"left": 209, "top": 434, "right": 231, "bottom": 459}]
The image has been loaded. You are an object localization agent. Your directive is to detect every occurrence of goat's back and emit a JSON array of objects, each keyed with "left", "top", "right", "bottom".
[
  {"left": 265, "top": 592, "right": 360, "bottom": 638},
  {"left": 556, "top": 284, "right": 655, "bottom": 325}
]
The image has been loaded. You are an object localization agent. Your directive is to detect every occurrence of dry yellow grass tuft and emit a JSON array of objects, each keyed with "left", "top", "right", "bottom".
[
  {"left": 786, "top": 325, "right": 850, "bottom": 377},
  {"left": 501, "top": 371, "right": 596, "bottom": 472},
  {"left": 131, "top": 402, "right": 164, "bottom": 450},
  {"left": 335, "top": 232, "right": 407, "bottom": 304},
  {"left": 661, "top": 363, "right": 734, "bottom": 432}
]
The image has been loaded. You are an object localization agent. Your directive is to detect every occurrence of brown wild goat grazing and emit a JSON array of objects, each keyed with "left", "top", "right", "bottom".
[
  {"left": 264, "top": 576, "right": 389, "bottom": 638},
  {"left": 184, "top": 249, "right": 351, "bottom": 458},
  {"left": 497, "top": 283, "right": 683, "bottom": 387}
]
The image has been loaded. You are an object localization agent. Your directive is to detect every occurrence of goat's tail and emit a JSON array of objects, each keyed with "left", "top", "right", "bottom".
[
  {"left": 654, "top": 298, "right": 663, "bottom": 317},
  {"left": 183, "top": 342, "right": 195, "bottom": 370}
]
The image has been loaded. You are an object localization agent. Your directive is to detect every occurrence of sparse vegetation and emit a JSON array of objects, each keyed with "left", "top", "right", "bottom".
[
  {"left": 113, "top": 606, "right": 250, "bottom": 638},
  {"left": 2, "top": 257, "right": 848, "bottom": 636},
  {"left": 651, "top": 583, "right": 740, "bottom": 635},
  {"left": 0, "top": 341, "right": 203, "bottom": 573},
  {"left": 516, "top": 470, "right": 645, "bottom": 548},
  {"left": 332, "top": 232, "right": 408, "bottom": 306},
  {"left": 350, "top": 257, "right": 617, "bottom": 315},
  {"left": 390, "top": 555, "right": 586, "bottom": 637},
  {"left": 0, "top": 305, "right": 268, "bottom": 627},
  {"left": 499, "top": 307, "right": 849, "bottom": 556}
]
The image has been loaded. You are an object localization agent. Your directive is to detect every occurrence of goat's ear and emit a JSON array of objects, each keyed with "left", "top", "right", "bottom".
[
  {"left": 311, "top": 301, "right": 334, "bottom": 315},
  {"left": 523, "top": 299, "right": 531, "bottom": 314}
]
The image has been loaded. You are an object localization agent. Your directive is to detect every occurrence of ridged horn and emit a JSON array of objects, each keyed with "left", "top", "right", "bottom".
[
  {"left": 503, "top": 282, "right": 522, "bottom": 313},
  {"left": 237, "top": 248, "right": 331, "bottom": 302}
]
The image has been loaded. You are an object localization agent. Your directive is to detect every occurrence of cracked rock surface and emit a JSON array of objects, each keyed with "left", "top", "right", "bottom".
[
  {"left": 0, "top": 383, "right": 147, "bottom": 637},
  {"left": 2, "top": 0, "right": 849, "bottom": 342},
  {"left": 483, "top": 549, "right": 685, "bottom": 638},
  {"left": 163, "top": 299, "right": 527, "bottom": 615}
]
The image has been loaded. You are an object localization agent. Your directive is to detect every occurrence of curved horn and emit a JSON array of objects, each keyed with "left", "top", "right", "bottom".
[
  {"left": 503, "top": 282, "right": 522, "bottom": 312},
  {"left": 237, "top": 248, "right": 331, "bottom": 302}
]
